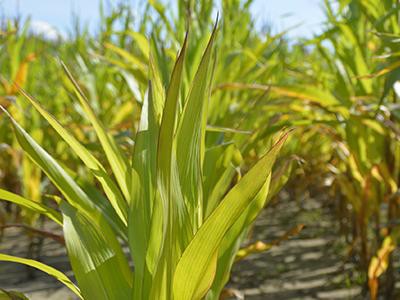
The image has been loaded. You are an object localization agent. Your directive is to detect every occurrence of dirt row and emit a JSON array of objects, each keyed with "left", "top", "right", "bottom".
[{"left": 1, "top": 190, "right": 397, "bottom": 299}]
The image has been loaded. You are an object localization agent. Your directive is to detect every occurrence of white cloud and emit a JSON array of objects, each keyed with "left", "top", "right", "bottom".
[{"left": 30, "top": 20, "right": 64, "bottom": 41}]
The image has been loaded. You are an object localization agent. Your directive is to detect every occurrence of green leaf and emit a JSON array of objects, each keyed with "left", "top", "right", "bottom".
[
  {"left": 126, "top": 31, "right": 150, "bottom": 60},
  {"left": 207, "top": 177, "right": 271, "bottom": 299},
  {"left": 129, "top": 81, "right": 159, "bottom": 300},
  {"left": 18, "top": 88, "right": 128, "bottom": 226},
  {"left": 0, "top": 289, "right": 29, "bottom": 300},
  {"left": 104, "top": 42, "right": 147, "bottom": 73},
  {"left": 78, "top": 180, "right": 127, "bottom": 240},
  {"left": 203, "top": 144, "right": 238, "bottom": 218},
  {"left": 61, "top": 201, "right": 133, "bottom": 300},
  {"left": 176, "top": 22, "right": 217, "bottom": 228},
  {"left": 61, "top": 62, "right": 131, "bottom": 203},
  {"left": 215, "top": 82, "right": 343, "bottom": 108},
  {"left": 151, "top": 31, "right": 191, "bottom": 299},
  {"left": 2, "top": 108, "right": 96, "bottom": 214},
  {"left": 0, "top": 188, "right": 62, "bottom": 225},
  {"left": 157, "top": 32, "right": 188, "bottom": 194},
  {"left": 128, "top": 42, "right": 166, "bottom": 300},
  {"left": 173, "top": 133, "right": 288, "bottom": 300},
  {"left": 0, "top": 253, "right": 81, "bottom": 298},
  {"left": 3, "top": 107, "right": 124, "bottom": 239}
]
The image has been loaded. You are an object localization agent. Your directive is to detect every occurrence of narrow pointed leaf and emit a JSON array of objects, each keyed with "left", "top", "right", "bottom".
[
  {"left": 173, "top": 133, "right": 288, "bottom": 300},
  {"left": 0, "top": 188, "right": 62, "bottom": 225},
  {"left": 0, "top": 253, "right": 81, "bottom": 298},
  {"left": 129, "top": 82, "right": 159, "bottom": 300},
  {"left": 176, "top": 23, "right": 217, "bottom": 227},
  {"left": 19, "top": 88, "right": 128, "bottom": 225},
  {"left": 61, "top": 62, "right": 131, "bottom": 202},
  {"left": 61, "top": 201, "right": 132, "bottom": 300},
  {"left": 3, "top": 108, "right": 95, "bottom": 214},
  {"left": 153, "top": 32, "right": 190, "bottom": 299}
]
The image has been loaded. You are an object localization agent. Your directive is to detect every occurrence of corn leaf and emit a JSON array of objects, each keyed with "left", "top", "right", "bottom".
[
  {"left": 3, "top": 108, "right": 96, "bottom": 214},
  {"left": 151, "top": 31, "right": 191, "bottom": 300},
  {"left": 176, "top": 22, "right": 217, "bottom": 228},
  {"left": 129, "top": 82, "right": 159, "bottom": 300},
  {"left": 104, "top": 42, "right": 147, "bottom": 71},
  {"left": 126, "top": 31, "right": 150, "bottom": 60},
  {"left": 206, "top": 177, "right": 271, "bottom": 300},
  {"left": 0, "top": 188, "right": 62, "bottom": 225},
  {"left": 18, "top": 88, "right": 128, "bottom": 226},
  {"left": 0, "top": 289, "right": 29, "bottom": 300},
  {"left": 3, "top": 108, "right": 125, "bottom": 238},
  {"left": 61, "top": 62, "right": 131, "bottom": 202},
  {"left": 0, "top": 253, "right": 81, "bottom": 298},
  {"left": 173, "top": 133, "right": 287, "bottom": 300},
  {"left": 61, "top": 201, "right": 132, "bottom": 300}
]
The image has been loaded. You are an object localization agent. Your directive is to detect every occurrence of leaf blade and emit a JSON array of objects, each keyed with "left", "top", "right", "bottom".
[
  {"left": 173, "top": 133, "right": 288, "bottom": 300},
  {"left": 0, "top": 188, "right": 62, "bottom": 225},
  {"left": 0, "top": 253, "right": 81, "bottom": 298}
]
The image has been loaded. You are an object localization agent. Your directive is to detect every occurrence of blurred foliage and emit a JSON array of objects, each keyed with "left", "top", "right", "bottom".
[{"left": 0, "top": 0, "right": 399, "bottom": 298}]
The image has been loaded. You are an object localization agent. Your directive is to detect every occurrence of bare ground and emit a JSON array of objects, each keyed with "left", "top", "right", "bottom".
[
  {"left": 0, "top": 190, "right": 398, "bottom": 299},
  {"left": 228, "top": 191, "right": 364, "bottom": 300}
]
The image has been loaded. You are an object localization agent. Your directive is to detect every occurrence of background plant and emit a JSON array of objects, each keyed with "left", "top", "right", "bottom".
[
  {"left": 0, "top": 17, "right": 290, "bottom": 299},
  {"left": 1, "top": 0, "right": 400, "bottom": 298}
]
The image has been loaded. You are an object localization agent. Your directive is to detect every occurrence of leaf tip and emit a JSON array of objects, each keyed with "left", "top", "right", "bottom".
[{"left": 0, "top": 105, "right": 10, "bottom": 117}]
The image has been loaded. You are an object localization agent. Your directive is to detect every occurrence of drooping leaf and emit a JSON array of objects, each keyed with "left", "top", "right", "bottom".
[
  {"left": 0, "top": 253, "right": 81, "bottom": 298},
  {"left": 2, "top": 108, "right": 96, "bottom": 214},
  {"left": 0, "top": 188, "right": 62, "bottom": 225},
  {"left": 0, "top": 289, "right": 29, "bottom": 300},
  {"left": 61, "top": 62, "right": 131, "bottom": 202},
  {"left": 18, "top": 88, "right": 128, "bottom": 226}
]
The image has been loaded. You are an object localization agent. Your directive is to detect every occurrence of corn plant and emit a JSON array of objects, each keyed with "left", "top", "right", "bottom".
[
  {"left": 0, "top": 6, "right": 148, "bottom": 230},
  {"left": 0, "top": 22, "right": 287, "bottom": 300},
  {"left": 0, "top": 21, "right": 46, "bottom": 240},
  {"left": 199, "top": 0, "right": 400, "bottom": 296},
  {"left": 103, "top": 0, "right": 294, "bottom": 192},
  {"left": 309, "top": 2, "right": 400, "bottom": 297},
  {"left": 229, "top": 0, "right": 400, "bottom": 297}
]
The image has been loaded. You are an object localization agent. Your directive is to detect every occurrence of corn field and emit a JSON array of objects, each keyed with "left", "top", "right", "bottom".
[{"left": 0, "top": 0, "right": 399, "bottom": 299}]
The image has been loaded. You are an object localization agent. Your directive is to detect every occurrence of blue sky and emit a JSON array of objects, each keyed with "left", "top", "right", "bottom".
[{"left": 0, "top": 0, "right": 326, "bottom": 38}]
